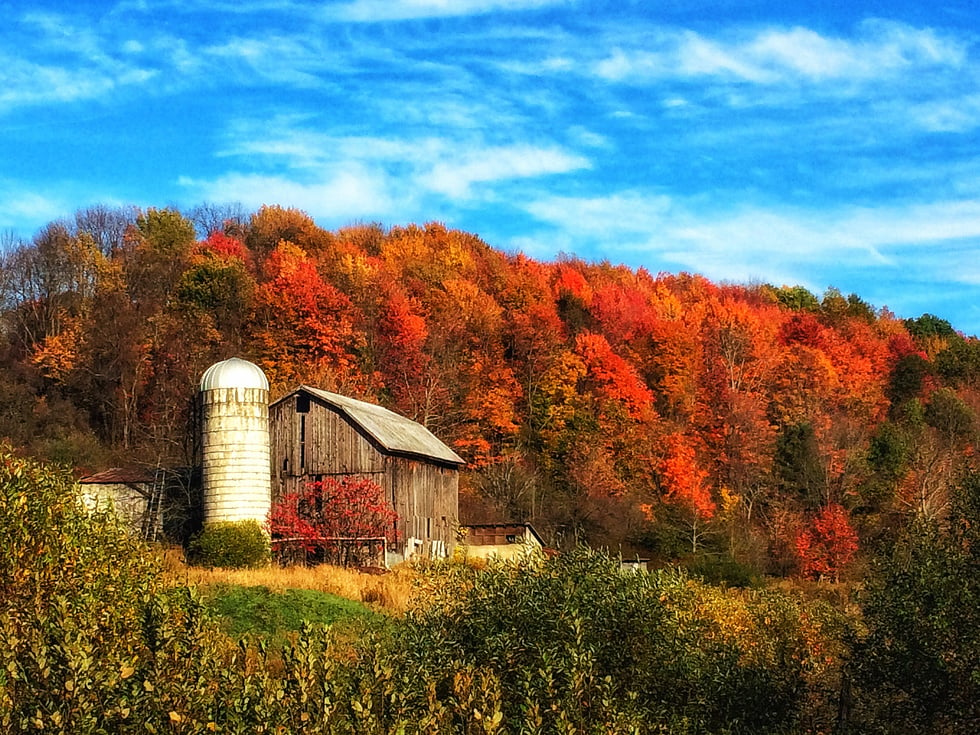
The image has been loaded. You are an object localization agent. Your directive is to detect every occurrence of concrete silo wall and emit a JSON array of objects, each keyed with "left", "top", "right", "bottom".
[{"left": 201, "top": 386, "right": 272, "bottom": 525}]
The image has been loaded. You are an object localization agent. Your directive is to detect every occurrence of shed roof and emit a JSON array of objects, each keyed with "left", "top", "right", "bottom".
[
  {"left": 275, "top": 386, "right": 465, "bottom": 467},
  {"left": 79, "top": 468, "right": 155, "bottom": 485},
  {"left": 462, "top": 523, "right": 545, "bottom": 547}
]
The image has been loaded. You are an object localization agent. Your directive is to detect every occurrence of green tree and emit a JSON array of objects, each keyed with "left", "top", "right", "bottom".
[{"left": 850, "top": 472, "right": 980, "bottom": 732}]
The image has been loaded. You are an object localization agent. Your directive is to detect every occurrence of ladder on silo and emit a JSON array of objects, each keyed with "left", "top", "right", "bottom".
[{"left": 142, "top": 467, "right": 166, "bottom": 542}]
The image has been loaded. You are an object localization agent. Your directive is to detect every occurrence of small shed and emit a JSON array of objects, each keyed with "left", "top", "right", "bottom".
[
  {"left": 460, "top": 523, "right": 545, "bottom": 561},
  {"left": 79, "top": 467, "right": 162, "bottom": 540},
  {"left": 269, "top": 386, "right": 465, "bottom": 562}
]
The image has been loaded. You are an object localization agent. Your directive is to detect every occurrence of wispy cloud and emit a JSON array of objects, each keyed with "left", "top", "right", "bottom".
[
  {"left": 184, "top": 114, "right": 590, "bottom": 224},
  {"left": 179, "top": 168, "right": 397, "bottom": 220},
  {"left": 593, "top": 20, "right": 965, "bottom": 86},
  {"left": 425, "top": 145, "right": 589, "bottom": 197},
  {"left": 521, "top": 191, "right": 980, "bottom": 301},
  {"left": 326, "top": 0, "right": 570, "bottom": 22},
  {"left": 213, "top": 113, "right": 588, "bottom": 189},
  {"left": 0, "top": 12, "right": 159, "bottom": 110},
  {"left": 0, "top": 180, "right": 73, "bottom": 235}
]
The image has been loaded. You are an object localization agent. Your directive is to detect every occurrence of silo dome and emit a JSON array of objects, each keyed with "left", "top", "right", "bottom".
[
  {"left": 200, "top": 357, "right": 269, "bottom": 391},
  {"left": 199, "top": 358, "right": 272, "bottom": 527}
]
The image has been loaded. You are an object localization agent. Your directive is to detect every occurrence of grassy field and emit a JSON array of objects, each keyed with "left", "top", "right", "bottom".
[
  {"left": 202, "top": 584, "right": 382, "bottom": 647},
  {"left": 160, "top": 545, "right": 422, "bottom": 643},
  {"left": 162, "top": 545, "right": 419, "bottom": 611}
]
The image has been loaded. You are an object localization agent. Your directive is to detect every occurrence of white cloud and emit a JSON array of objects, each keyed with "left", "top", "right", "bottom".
[
  {"left": 522, "top": 192, "right": 980, "bottom": 292},
  {"left": 0, "top": 181, "right": 74, "bottom": 237},
  {"left": 179, "top": 167, "right": 397, "bottom": 221},
  {"left": 594, "top": 20, "right": 966, "bottom": 86},
  {"left": 214, "top": 115, "right": 590, "bottom": 200},
  {"left": 426, "top": 145, "right": 590, "bottom": 197},
  {"left": 327, "top": 0, "right": 569, "bottom": 22}
]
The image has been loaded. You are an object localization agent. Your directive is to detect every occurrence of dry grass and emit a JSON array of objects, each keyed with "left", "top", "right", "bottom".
[{"left": 159, "top": 546, "right": 420, "bottom": 615}]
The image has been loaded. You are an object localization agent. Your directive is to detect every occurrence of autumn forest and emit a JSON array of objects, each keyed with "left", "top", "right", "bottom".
[{"left": 3, "top": 202, "right": 979, "bottom": 580}]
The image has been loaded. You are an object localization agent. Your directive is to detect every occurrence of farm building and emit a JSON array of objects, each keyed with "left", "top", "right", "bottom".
[
  {"left": 269, "top": 385, "right": 465, "bottom": 562},
  {"left": 460, "top": 523, "right": 545, "bottom": 561},
  {"left": 79, "top": 467, "right": 163, "bottom": 540}
]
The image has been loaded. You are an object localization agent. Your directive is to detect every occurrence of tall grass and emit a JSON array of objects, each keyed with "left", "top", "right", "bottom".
[{"left": 160, "top": 545, "right": 419, "bottom": 614}]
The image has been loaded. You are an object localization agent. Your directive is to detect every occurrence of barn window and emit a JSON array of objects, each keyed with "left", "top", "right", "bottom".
[{"left": 296, "top": 394, "right": 310, "bottom": 413}]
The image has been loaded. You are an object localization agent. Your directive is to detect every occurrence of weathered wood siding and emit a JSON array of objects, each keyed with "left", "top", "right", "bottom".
[
  {"left": 270, "top": 390, "right": 459, "bottom": 553},
  {"left": 384, "top": 456, "right": 458, "bottom": 548}
]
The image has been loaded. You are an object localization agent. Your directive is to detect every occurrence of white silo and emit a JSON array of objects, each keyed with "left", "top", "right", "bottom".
[{"left": 199, "top": 357, "right": 272, "bottom": 526}]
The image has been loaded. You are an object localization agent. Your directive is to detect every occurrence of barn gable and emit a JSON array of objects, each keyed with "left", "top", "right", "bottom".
[{"left": 269, "top": 386, "right": 464, "bottom": 561}]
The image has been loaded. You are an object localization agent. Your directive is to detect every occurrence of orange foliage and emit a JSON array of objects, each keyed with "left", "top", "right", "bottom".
[
  {"left": 8, "top": 206, "right": 961, "bottom": 566},
  {"left": 659, "top": 433, "right": 716, "bottom": 520},
  {"left": 252, "top": 242, "right": 363, "bottom": 389}
]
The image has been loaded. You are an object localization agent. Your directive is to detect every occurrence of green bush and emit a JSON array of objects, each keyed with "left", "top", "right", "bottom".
[
  {"left": 189, "top": 520, "right": 270, "bottom": 568},
  {"left": 0, "top": 445, "right": 860, "bottom": 733},
  {"left": 0, "top": 445, "right": 227, "bottom": 733},
  {"left": 396, "top": 547, "right": 837, "bottom": 734},
  {"left": 850, "top": 472, "right": 980, "bottom": 732}
]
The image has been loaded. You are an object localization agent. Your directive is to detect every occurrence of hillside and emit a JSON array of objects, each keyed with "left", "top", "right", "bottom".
[{"left": 3, "top": 203, "right": 979, "bottom": 577}]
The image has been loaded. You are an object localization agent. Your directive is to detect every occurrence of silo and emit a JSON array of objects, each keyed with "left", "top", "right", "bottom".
[{"left": 199, "top": 357, "right": 272, "bottom": 526}]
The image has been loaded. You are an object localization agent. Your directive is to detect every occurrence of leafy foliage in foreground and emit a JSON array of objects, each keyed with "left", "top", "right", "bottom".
[
  {"left": 1, "top": 448, "right": 845, "bottom": 733},
  {"left": 398, "top": 548, "right": 847, "bottom": 734},
  {"left": 0, "top": 445, "right": 221, "bottom": 732},
  {"left": 6, "top": 450, "right": 976, "bottom": 734}
]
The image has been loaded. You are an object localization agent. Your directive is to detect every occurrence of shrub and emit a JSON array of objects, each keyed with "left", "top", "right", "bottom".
[
  {"left": 0, "top": 445, "right": 226, "bottom": 733},
  {"left": 397, "top": 546, "right": 839, "bottom": 734},
  {"left": 190, "top": 520, "right": 270, "bottom": 568},
  {"left": 849, "top": 472, "right": 980, "bottom": 732}
]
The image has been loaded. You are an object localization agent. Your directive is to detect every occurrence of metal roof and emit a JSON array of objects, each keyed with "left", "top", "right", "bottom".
[
  {"left": 285, "top": 386, "right": 465, "bottom": 466},
  {"left": 200, "top": 357, "right": 269, "bottom": 391}
]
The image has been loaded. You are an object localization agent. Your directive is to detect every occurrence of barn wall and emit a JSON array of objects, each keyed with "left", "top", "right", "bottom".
[
  {"left": 271, "top": 394, "right": 385, "bottom": 494},
  {"left": 269, "top": 390, "right": 459, "bottom": 557},
  {"left": 385, "top": 456, "right": 459, "bottom": 551},
  {"left": 80, "top": 482, "right": 159, "bottom": 537}
]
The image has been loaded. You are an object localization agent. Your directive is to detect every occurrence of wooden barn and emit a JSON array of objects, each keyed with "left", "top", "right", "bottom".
[{"left": 269, "top": 386, "right": 464, "bottom": 562}]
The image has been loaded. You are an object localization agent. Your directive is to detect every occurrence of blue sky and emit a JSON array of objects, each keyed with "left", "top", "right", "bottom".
[{"left": 4, "top": 1, "right": 980, "bottom": 333}]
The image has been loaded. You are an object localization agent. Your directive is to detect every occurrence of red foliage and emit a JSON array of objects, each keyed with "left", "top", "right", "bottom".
[
  {"left": 794, "top": 503, "right": 858, "bottom": 581},
  {"left": 253, "top": 242, "right": 362, "bottom": 387},
  {"left": 197, "top": 231, "right": 252, "bottom": 266},
  {"left": 779, "top": 312, "right": 826, "bottom": 349},
  {"left": 887, "top": 331, "right": 923, "bottom": 361},
  {"left": 269, "top": 476, "right": 398, "bottom": 554},
  {"left": 551, "top": 263, "right": 593, "bottom": 304},
  {"left": 575, "top": 332, "right": 655, "bottom": 418}
]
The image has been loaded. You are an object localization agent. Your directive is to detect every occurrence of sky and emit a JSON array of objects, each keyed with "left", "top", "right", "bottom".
[{"left": 3, "top": 1, "right": 980, "bottom": 334}]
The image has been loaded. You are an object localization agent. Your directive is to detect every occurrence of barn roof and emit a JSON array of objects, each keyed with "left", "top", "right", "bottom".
[{"left": 278, "top": 386, "right": 465, "bottom": 467}]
